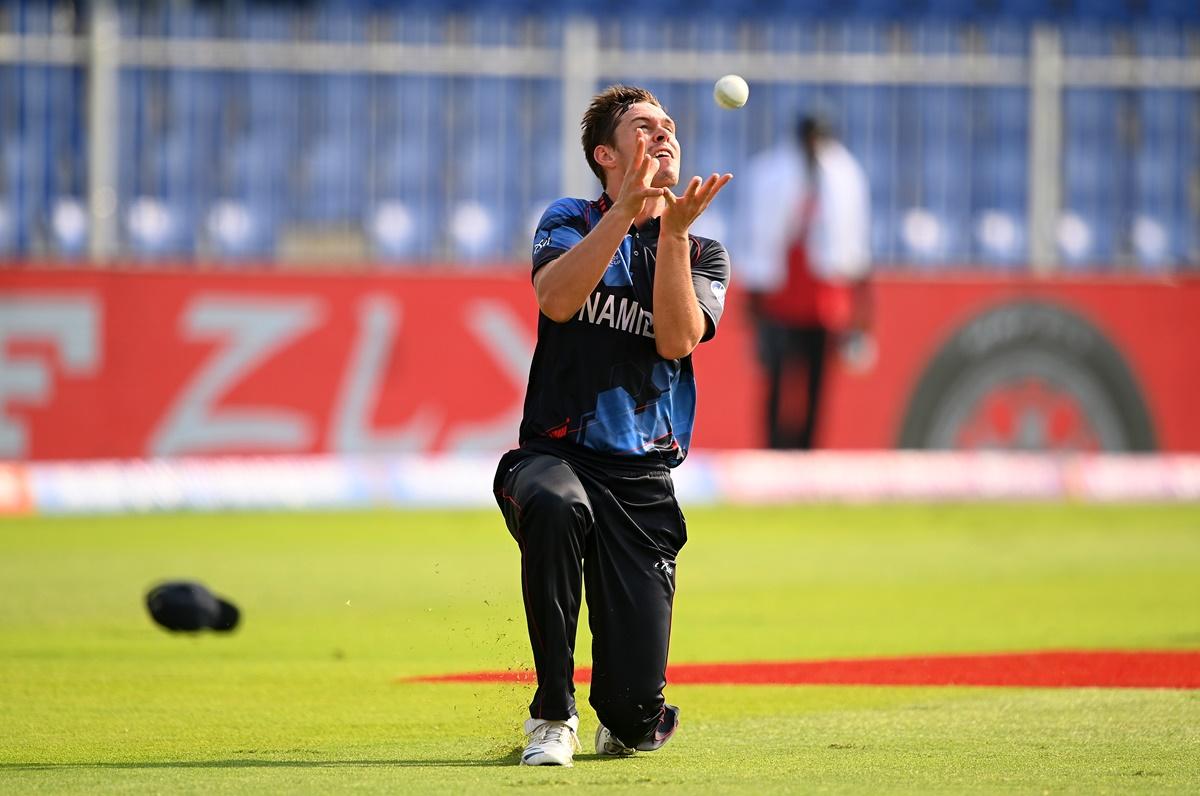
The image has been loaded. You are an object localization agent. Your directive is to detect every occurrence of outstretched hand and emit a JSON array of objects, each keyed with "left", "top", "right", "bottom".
[
  {"left": 661, "top": 172, "right": 733, "bottom": 237},
  {"left": 612, "top": 133, "right": 668, "bottom": 218}
]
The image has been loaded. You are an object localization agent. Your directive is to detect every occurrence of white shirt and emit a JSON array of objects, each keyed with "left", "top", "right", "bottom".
[{"left": 732, "top": 139, "right": 871, "bottom": 291}]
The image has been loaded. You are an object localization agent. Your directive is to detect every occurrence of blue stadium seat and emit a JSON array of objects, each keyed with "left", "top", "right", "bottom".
[
  {"left": 1062, "top": 90, "right": 1122, "bottom": 179},
  {"left": 7, "top": 131, "right": 49, "bottom": 257},
  {"left": 1056, "top": 210, "right": 1107, "bottom": 269},
  {"left": 982, "top": 23, "right": 1030, "bottom": 56},
  {"left": 146, "top": 133, "right": 204, "bottom": 254},
  {"left": 162, "top": 0, "right": 218, "bottom": 42},
  {"left": 839, "top": 87, "right": 873, "bottom": 148},
  {"left": 1063, "top": 147, "right": 1104, "bottom": 197},
  {"left": 676, "top": 14, "right": 738, "bottom": 50},
  {"left": 13, "top": 0, "right": 54, "bottom": 33},
  {"left": 380, "top": 137, "right": 434, "bottom": 199},
  {"left": 206, "top": 197, "right": 275, "bottom": 259},
  {"left": 0, "top": 208, "right": 13, "bottom": 255},
  {"left": 239, "top": 4, "right": 293, "bottom": 41},
  {"left": 210, "top": 9, "right": 295, "bottom": 248},
  {"left": 48, "top": 197, "right": 88, "bottom": 258},
  {"left": 300, "top": 136, "right": 368, "bottom": 223},
  {"left": 368, "top": 199, "right": 429, "bottom": 262},
  {"left": 168, "top": 72, "right": 221, "bottom": 153},
  {"left": 383, "top": 5, "right": 450, "bottom": 45},
  {"left": 245, "top": 72, "right": 301, "bottom": 146},
  {"left": 310, "top": 0, "right": 371, "bottom": 221},
  {"left": 374, "top": 74, "right": 450, "bottom": 259},
  {"left": 0, "top": 137, "right": 21, "bottom": 253},
  {"left": 911, "top": 20, "right": 963, "bottom": 54},
  {"left": 995, "top": 0, "right": 1073, "bottom": 20},
  {"left": 824, "top": 19, "right": 890, "bottom": 52},
  {"left": 1133, "top": 153, "right": 1174, "bottom": 210},
  {"left": 458, "top": 7, "right": 527, "bottom": 45},
  {"left": 1072, "top": 0, "right": 1136, "bottom": 22},
  {"left": 870, "top": 213, "right": 896, "bottom": 267},
  {"left": 846, "top": 0, "right": 911, "bottom": 20},
  {"left": 974, "top": 148, "right": 1026, "bottom": 213},
  {"left": 1132, "top": 23, "right": 1185, "bottom": 56},
  {"left": 449, "top": 199, "right": 501, "bottom": 262},
  {"left": 921, "top": 155, "right": 971, "bottom": 262},
  {"left": 862, "top": 137, "right": 895, "bottom": 191},
  {"left": 974, "top": 208, "right": 1025, "bottom": 267},
  {"left": 522, "top": 77, "right": 561, "bottom": 203},
  {"left": 1061, "top": 24, "right": 1116, "bottom": 56},
  {"left": 1138, "top": 90, "right": 1178, "bottom": 138},
  {"left": 1147, "top": 0, "right": 1200, "bottom": 21},
  {"left": 1130, "top": 214, "right": 1174, "bottom": 270},
  {"left": 762, "top": 17, "right": 821, "bottom": 55},
  {"left": 125, "top": 196, "right": 192, "bottom": 258},
  {"left": 224, "top": 134, "right": 288, "bottom": 246},
  {"left": 900, "top": 207, "right": 958, "bottom": 268},
  {"left": 1134, "top": 88, "right": 1189, "bottom": 267},
  {"left": 443, "top": 74, "right": 519, "bottom": 258},
  {"left": 905, "top": 77, "right": 971, "bottom": 266},
  {"left": 921, "top": 0, "right": 981, "bottom": 21},
  {"left": 984, "top": 87, "right": 1028, "bottom": 137},
  {"left": 454, "top": 141, "right": 504, "bottom": 204}
]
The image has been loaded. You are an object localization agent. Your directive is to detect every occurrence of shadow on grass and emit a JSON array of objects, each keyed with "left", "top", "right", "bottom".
[{"left": 3, "top": 749, "right": 524, "bottom": 771}]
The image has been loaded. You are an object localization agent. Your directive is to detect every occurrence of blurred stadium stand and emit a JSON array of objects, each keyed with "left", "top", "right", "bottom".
[{"left": 0, "top": 0, "right": 1196, "bottom": 270}]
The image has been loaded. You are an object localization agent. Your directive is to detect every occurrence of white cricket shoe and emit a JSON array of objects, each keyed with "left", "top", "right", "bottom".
[
  {"left": 594, "top": 723, "right": 637, "bottom": 756},
  {"left": 521, "top": 715, "right": 581, "bottom": 767}
]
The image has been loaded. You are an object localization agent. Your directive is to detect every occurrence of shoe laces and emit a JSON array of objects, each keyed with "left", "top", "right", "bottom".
[
  {"left": 532, "top": 721, "right": 573, "bottom": 747},
  {"left": 601, "top": 728, "right": 631, "bottom": 753}
]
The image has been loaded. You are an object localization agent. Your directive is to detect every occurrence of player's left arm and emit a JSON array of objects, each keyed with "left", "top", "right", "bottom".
[{"left": 655, "top": 172, "right": 733, "bottom": 360}]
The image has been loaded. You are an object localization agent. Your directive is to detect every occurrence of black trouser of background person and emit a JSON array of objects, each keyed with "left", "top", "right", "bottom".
[
  {"left": 493, "top": 445, "right": 686, "bottom": 749},
  {"left": 756, "top": 319, "right": 829, "bottom": 450}
]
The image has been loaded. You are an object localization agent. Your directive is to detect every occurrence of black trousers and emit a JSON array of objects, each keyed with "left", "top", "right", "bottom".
[
  {"left": 493, "top": 446, "right": 686, "bottom": 748},
  {"left": 758, "top": 321, "right": 829, "bottom": 450}
]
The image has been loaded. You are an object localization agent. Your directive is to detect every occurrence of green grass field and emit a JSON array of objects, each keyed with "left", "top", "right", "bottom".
[{"left": 2, "top": 504, "right": 1198, "bottom": 793}]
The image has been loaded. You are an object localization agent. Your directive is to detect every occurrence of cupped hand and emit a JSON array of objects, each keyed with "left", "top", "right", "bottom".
[{"left": 661, "top": 172, "right": 733, "bottom": 236}]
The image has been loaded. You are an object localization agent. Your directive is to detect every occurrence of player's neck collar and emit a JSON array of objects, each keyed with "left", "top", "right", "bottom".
[{"left": 597, "top": 192, "right": 662, "bottom": 224}]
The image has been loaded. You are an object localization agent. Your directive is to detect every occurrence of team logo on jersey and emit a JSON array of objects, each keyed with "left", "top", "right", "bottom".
[
  {"left": 533, "top": 234, "right": 551, "bottom": 254},
  {"left": 710, "top": 280, "right": 727, "bottom": 307},
  {"left": 602, "top": 246, "right": 634, "bottom": 287}
]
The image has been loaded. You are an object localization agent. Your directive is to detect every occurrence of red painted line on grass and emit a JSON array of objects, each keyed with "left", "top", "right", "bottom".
[{"left": 404, "top": 651, "right": 1200, "bottom": 689}]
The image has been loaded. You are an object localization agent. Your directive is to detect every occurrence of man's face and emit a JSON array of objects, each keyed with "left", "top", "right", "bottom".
[{"left": 609, "top": 101, "right": 680, "bottom": 189}]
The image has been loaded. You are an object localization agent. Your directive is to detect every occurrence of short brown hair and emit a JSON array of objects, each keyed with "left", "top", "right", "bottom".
[{"left": 581, "top": 84, "right": 663, "bottom": 187}]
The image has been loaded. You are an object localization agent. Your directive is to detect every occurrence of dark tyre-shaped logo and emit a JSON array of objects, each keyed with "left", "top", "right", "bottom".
[{"left": 898, "top": 301, "right": 1157, "bottom": 452}]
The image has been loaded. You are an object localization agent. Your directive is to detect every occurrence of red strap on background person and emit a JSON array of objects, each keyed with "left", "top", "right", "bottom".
[
  {"left": 761, "top": 236, "right": 823, "bottom": 325},
  {"left": 761, "top": 188, "right": 851, "bottom": 328},
  {"left": 758, "top": 175, "right": 861, "bottom": 332}
]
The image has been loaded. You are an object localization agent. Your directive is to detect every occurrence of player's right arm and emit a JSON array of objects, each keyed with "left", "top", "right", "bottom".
[{"left": 533, "top": 134, "right": 664, "bottom": 322}]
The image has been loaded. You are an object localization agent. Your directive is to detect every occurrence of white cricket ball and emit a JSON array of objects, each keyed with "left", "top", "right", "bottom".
[{"left": 713, "top": 74, "right": 749, "bottom": 110}]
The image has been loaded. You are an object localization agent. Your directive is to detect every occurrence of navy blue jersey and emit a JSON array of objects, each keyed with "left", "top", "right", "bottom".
[{"left": 519, "top": 193, "right": 731, "bottom": 469}]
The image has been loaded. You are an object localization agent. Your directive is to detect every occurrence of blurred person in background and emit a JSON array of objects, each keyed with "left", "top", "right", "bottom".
[{"left": 734, "top": 114, "right": 872, "bottom": 449}]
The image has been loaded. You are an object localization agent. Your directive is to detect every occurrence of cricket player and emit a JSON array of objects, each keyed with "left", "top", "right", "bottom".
[{"left": 493, "top": 84, "right": 732, "bottom": 767}]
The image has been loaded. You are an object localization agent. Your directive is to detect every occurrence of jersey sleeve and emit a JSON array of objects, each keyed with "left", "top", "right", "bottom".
[
  {"left": 690, "top": 237, "right": 731, "bottom": 343},
  {"left": 532, "top": 198, "right": 588, "bottom": 276}
]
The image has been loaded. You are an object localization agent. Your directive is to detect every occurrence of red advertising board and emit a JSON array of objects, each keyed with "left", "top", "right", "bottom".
[
  {"left": 0, "top": 267, "right": 1196, "bottom": 460},
  {"left": 817, "top": 276, "right": 1200, "bottom": 452}
]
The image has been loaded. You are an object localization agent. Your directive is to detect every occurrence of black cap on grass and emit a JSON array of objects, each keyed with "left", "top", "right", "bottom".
[{"left": 146, "top": 581, "right": 240, "bottom": 632}]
